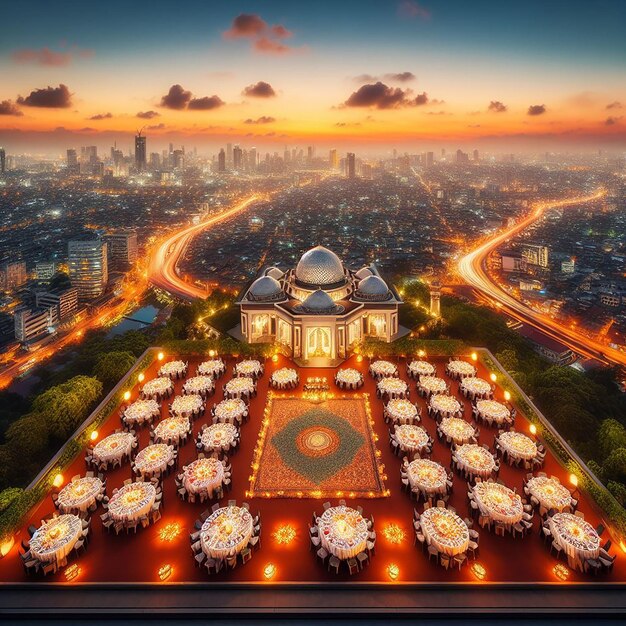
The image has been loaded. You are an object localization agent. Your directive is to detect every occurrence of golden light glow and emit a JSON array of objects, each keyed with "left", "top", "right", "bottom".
[
  {"left": 158, "top": 564, "right": 172, "bottom": 581},
  {"left": 356, "top": 354, "right": 363, "bottom": 363},
  {"left": 504, "top": 390, "right": 511, "bottom": 401},
  {"left": 471, "top": 562, "right": 487, "bottom": 580},
  {"left": 264, "top": 563, "right": 276, "bottom": 579},
  {"left": 52, "top": 473, "right": 64, "bottom": 488},
  {"left": 471, "top": 352, "right": 478, "bottom": 362},
  {"left": 158, "top": 522, "right": 182, "bottom": 543},
  {"left": 272, "top": 354, "right": 279, "bottom": 363},
  {"left": 123, "top": 390, "right": 131, "bottom": 401},
  {"left": 490, "top": 373, "right": 497, "bottom": 382},
  {"left": 157, "top": 352, "right": 164, "bottom": 361},
  {"left": 569, "top": 474, "right": 578, "bottom": 488},
  {"left": 553, "top": 563, "right": 570, "bottom": 581},
  {"left": 64, "top": 563, "right": 81, "bottom": 581},
  {"left": 417, "top": 349, "right": 426, "bottom": 357},
  {"left": 387, "top": 563, "right": 400, "bottom": 580},
  {"left": 619, "top": 540, "right": 626, "bottom": 554},
  {"left": 138, "top": 372, "right": 145, "bottom": 383},
  {"left": 272, "top": 524, "right": 296, "bottom": 545},
  {"left": 382, "top": 523, "right": 406, "bottom": 545},
  {"left": 208, "top": 350, "right": 216, "bottom": 357},
  {"left": 529, "top": 424, "right": 537, "bottom": 435},
  {"left": 0, "top": 535, "right": 15, "bottom": 558},
  {"left": 90, "top": 430, "right": 99, "bottom": 441}
]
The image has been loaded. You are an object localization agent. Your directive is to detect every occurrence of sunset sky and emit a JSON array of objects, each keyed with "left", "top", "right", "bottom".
[{"left": 1, "top": 0, "right": 625, "bottom": 154}]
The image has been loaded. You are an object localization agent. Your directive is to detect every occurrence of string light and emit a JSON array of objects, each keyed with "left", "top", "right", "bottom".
[
  {"left": 158, "top": 522, "right": 182, "bottom": 542},
  {"left": 382, "top": 524, "right": 406, "bottom": 544},
  {"left": 273, "top": 525, "right": 296, "bottom": 545}
]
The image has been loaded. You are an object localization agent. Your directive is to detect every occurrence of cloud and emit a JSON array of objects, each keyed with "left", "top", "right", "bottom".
[
  {"left": 397, "top": 1, "right": 431, "bottom": 19},
  {"left": 527, "top": 104, "right": 546, "bottom": 116},
  {"left": 11, "top": 46, "right": 93, "bottom": 67},
  {"left": 88, "top": 112, "right": 112, "bottom": 120},
  {"left": 605, "top": 116, "right": 622, "bottom": 126},
  {"left": 414, "top": 92, "right": 428, "bottom": 105},
  {"left": 146, "top": 123, "right": 166, "bottom": 130},
  {"left": 242, "top": 81, "right": 276, "bottom": 98},
  {"left": 0, "top": 100, "right": 23, "bottom": 116},
  {"left": 188, "top": 96, "right": 224, "bottom": 110},
  {"left": 244, "top": 116, "right": 276, "bottom": 124},
  {"left": 606, "top": 101, "right": 622, "bottom": 110},
  {"left": 223, "top": 13, "right": 300, "bottom": 55},
  {"left": 137, "top": 110, "right": 160, "bottom": 119},
  {"left": 160, "top": 84, "right": 192, "bottom": 110},
  {"left": 488, "top": 100, "right": 507, "bottom": 113},
  {"left": 335, "top": 121, "right": 361, "bottom": 127},
  {"left": 384, "top": 71, "right": 416, "bottom": 82},
  {"left": 17, "top": 84, "right": 72, "bottom": 108},
  {"left": 344, "top": 82, "right": 413, "bottom": 109}
]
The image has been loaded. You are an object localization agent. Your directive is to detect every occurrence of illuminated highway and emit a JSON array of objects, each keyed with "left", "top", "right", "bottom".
[
  {"left": 148, "top": 193, "right": 263, "bottom": 300},
  {"left": 458, "top": 189, "right": 626, "bottom": 367}
]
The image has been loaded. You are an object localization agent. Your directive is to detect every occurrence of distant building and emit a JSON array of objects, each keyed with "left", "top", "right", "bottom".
[
  {"left": 35, "top": 287, "right": 78, "bottom": 321},
  {"left": 0, "top": 261, "right": 27, "bottom": 291},
  {"left": 329, "top": 149, "right": 338, "bottom": 169},
  {"left": 218, "top": 148, "right": 226, "bottom": 172},
  {"left": 68, "top": 237, "right": 108, "bottom": 300},
  {"left": 429, "top": 280, "right": 441, "bottom": 317},
  {"left": 233, "top": 145, "right": 242, "bottom": 170},
  {"left": 14, "top": 305, "right": 58, "bottom": 343},
  {"left": 426, "top": 151, "right": 434, "bottom": 167},
  {"left": 346, "top": 153, "right": 356, "bottom": 179},
  {"left": 561, "top": 259, "right": 576, "bottom": 274},
  {"left": 517, "top": 325, "right": 574, "bottom": 366},
  {"left": 35, "top": 261, "right": 57, "bottom": 281},
  {"left": 104, "top": 230, "right": 138, "bottom": 269},
  {"left": 521, "top": 244, "right": 549, "bottom": 268},
  {"left": 0, "top": 147, "right": 5, "bottom": 174},
  {"left": 135, "top": 133, "right": 147, "bottom": 171},
  {"left": 66, "top": 149, "right": 79, "bottom": 174},
  {"left": 500, "top": 251, "right": 526, "bottom": 273}
]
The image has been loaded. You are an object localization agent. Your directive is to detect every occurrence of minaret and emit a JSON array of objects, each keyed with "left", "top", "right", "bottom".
[{"left": 429, "top": 280, "right": 441, "bottom": 318}]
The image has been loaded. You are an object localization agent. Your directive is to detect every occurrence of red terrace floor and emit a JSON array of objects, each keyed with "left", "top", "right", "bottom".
[{"left": 1, "top": 353, "right": 624, "bottom": 585}]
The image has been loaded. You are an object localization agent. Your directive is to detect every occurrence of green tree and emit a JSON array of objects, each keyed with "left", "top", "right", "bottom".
[
  {"left": 495, "top": 348, "right": 519, "bottom": 373},
  {"left": 607, "top": 480, "right": 626, "bottom": 507},
  {"left": 603, "top": 448, "right": 626, "bottom": 484},
  {"left": 0, "top": 487, "right": 23, "bottom": 512},
  {"left": 92, "top": 350, "right": 136, "bottom": 387},
  {"left": 598, "top": 419, "right": 626, "bottom": 459}
]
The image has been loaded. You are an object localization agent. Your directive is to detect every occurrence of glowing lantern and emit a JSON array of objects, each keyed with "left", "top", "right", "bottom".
[
  {"left": 53, "top": 473, "right": 64, "bottom": 488},
  {"left": 417, "top": 349, "right": 426, "bottom": 358},
  {"left": 569, "top": 474, "right": 578, "bottom": 488},
  {"left": 470, "top": 352, "right": 478, "bottom": 362},
  {"left": 490, "top": 373, "right": 497, "bottom": 382},
  {"left": 0, "top": 535, "right": 15, "bottom": 558},
  {"left": 504, "top": 390, "right": 511, "bottom": 401},
  {"left": 272, "top": 525, "right": 296, "bottom": 545},
  {"left": 382, "top": 524, "right": 406, "bottom": 545},
  {"left": 356, "top": 354, "right": 363, "bottom": 363},
  {"left": 123, "top": 390, "right": 131, "bottom": 402},
  {"left": 158, "top": 522, "right": 182, "bottom": 543},
  {"left": 529, "top": 424, "right": 537, "bottom": 435},
  {"left": 208, "top": 349, "right": 216, "bottom": 357},
  {"left": 264, "top": 563, "right": 276, "bottom": 579},
  {"left": 387, "top": 563, "right": 399, "bottom": 580},
  {"left": 553, "top": 563, "right": 570, "bottom": 581},
  {"left": 471, "top": 562, "right": 487, "bottom": 580},
  {"left": 138, "top": 372, "right": 145, "bottom": 383},
  {"left": 157, "top": 352, "right": 164, "bottom": 361},
  {"left": 64, "top": 564, "right": 81, "bottom": 581},
  {"left": 272, "top": 354, "right": 279, "bottom": 363},
  {"left": 158, "top": 564, "right": 172, "bottom": 580},
  {"left": 90, "top": 430, "right": 99, "bottom": 441}
]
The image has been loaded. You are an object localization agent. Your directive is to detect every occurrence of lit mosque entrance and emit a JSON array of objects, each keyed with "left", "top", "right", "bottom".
[{"left": 306, "top": 327, "right": 332, "bottom": 359}]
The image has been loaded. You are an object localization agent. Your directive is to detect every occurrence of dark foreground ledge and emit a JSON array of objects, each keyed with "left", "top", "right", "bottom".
[{"left": 1, "top": 582, "right": 626, "bottom": 618}]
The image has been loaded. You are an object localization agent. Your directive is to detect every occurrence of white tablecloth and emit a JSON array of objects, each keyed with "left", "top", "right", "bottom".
[
  {"left": 369, "top": 360, "right": 398, "bottom": 378},
  {"left": 420, "top": 507, "right": 469, "bottom": 556},
  {"left": 385, "top": 399, "right": 419, "bottom": 424},
  {"left": 158, "top": 360, "right": 187, "bottom": 378},
  {"left": 270, "top": 367, "right": 298, "bottom": 389},
  {"left": 526, "top": 476, "right": 572, "bottom": 512},
  {"left": 93, "top": 432, "right": 135, "bottom": 464},
  {"left": 200, "top": 506, "right": 253, "bottom": 559},
  {"left": 476, "top": 399, "right": 510, "bottom": 424},
  {"left": 418, "top": 376, "right": 448, "bottom": 395},
  {"left": 497, "top": 432, "right": 537, "bottom": 461},
  {"left": 197, "top": 359, "right": 226, "bottom": 378},
  {"left": 171, "top": 394, "right": 203, "bottom": 417},
  {"left": 30, "top": 514, "right": 83, "bottom": 563},
  {"left": 213, "top": 398, "right": 248, "bottom": 424},
  {"left": 549, "top": 513, "right": 600, "bottom": 561},
  {"left": 317, "top": 506, "right": 369, "bottom": 560},
  {"left": 224, "top": 376, "right": 256, "bottom": 399},
  {"left": 460, "top": 377, "right": 492, "bottom": 399},
  {"left": 394, "top": 424, "right": 430, "bottom": 453},
  {"left": 108, "top": 482, "right": 156, "bottom": 522},
  {"left": 407, "top": 360, "right": 435, "bottom": 378},
  {"left": 377, "top": 377, "right": 408, "bottom": 398},
  {"left": 335, "top": 368, "right": 364, "bottom": 389},
  {"left": 200, "top": 423, "right": 238, "bottom": 452},
  {"left": 234, "top": 359, "right": 263, "bottom": 377},
  {"left": 183, "top": 376, "right": 214, "bottom": 396},
  {"left": 429, "top": 394, "right": 462, "bottom": 417},
  {"left": 184, "top": 458, "right": 225, "bottom": 495},
  {"left": 134, "top": 443, "right": 174, "bottom": 476},
  {"left": 439, "top": 417, "right": 475, "bottom": 444},
  {"left": 472, "top": 482, "right": 523, "bottom": 524},
  {"left": 446, "top": 360, "right": 477, "bottom": 378},
  {"left": 455, "top": 444, "right": 496, "bottom": 478},
  {"left": 141, "top": 376, "right": 173, "bottom": 399},
  {"left": 407, "top": 459, "right": 448, "bottom": 495},
  {"left": 154, "top": 416, "right": 190, "bottom": 444},
  {"left": 57, "top": 477, "right": 104, "bottom": 513},
  {"left": 123, "top": 399, "right": 160, "bottom": 425}
]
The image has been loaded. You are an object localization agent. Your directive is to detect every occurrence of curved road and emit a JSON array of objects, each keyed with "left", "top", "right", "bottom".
[
  {"left": 149, "top": 193, "right": 263, "bottom": 300},
  {"left": 458, "top": 189, "right": 626, "bottom": 367}
]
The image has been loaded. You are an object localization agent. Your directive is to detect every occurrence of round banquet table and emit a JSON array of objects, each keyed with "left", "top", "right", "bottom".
[
  {"left": 57, "top": 477, "right": 104, "bottom": 513},
  {"left": 197, "top": 358, "right": 226, "bottom": 379},
  {"left": 158, "top": 360, "right": 187, "bottom": 379},
  {"left": 29, "top": 514, "right": 83, "bottom": 563},
  {"left": 497, "top": 431, "right": 537, "bottom": 461},
  {"left": 429, "top": 394, "right": 462, "bottom": 418},
  {"left": 108, "top": 482, "right": 156, "bottom": 522},
  {"left": 407, "top": 360, "right": 435, "bottom": 379},
  {"left": 472, "top": 481, "right": 523, "bottom": 524},
  {"left": 385, "top": 399, "right": 419, "bottom": 424},
  {"left": 548, "top": 513, "right": 600, "bottom": 561},
  {"left": 224, "top": 376, "right": 256, "bottom": 400},
  {"left": 369, "top": 360, "right": 397, "bottom": 379},
  {"left": 183, "top": 376, "right": 214, "bottom": 397},
  {"left": 418, "top": 376, "right": 448, "bottom": 396},
  {"left": 200, "top": 505, "right": 253, "bottom": 560},
  {"left": 270, "top": 367, "right": 299, "bottom": 390},
  {"left": 183, "top": 457, "right": 225, "bottom": 496},
  {"left": 234, "top": 359, "right": 263, "bottom": 378},
  {"left": 407, "top": 459, "right": 448, "bottom": 496},
  {"left": 377, "top": 377, "right": 409, "bottom": 399},
  {"left": 153, "top": 416, "right": 190, "bottom": 444},
  {"left": 476, "top": 399, "right": 510, "bottom": 425},
  {"left": 439, "top": 417, "right": 476, "bottom": 444},
  {"left": 133, "top": 443, "right": 175, "bottom": 476},
  {"left": 317, "top": 506, "right": 369, "bottom": 560},
  {"left": 446, "top": 360, "right": 477, "bottom": 379},
  {"left": 526, "top": 476, "right": 572, "bottom": 512},
  {"left": 171, "top": 394, "right": 203, "bottom": 418},
  {"left": 141, "top": 377, "right": 173, "bottom": 400},
  {"left": 394, "top": 424, "right": 430, "bottom": 454},
  {"left": 213, "top": 398, "right": 248, "bottom": 424},
  {"left": 123, "top": 399, "right": 160, "bottom": 426},
  {"left": 200, "top": 423, "right": 239, "bottom": 453},
  {"left": 419, "top": 507, "right": 469, "bottom": 557},
  {"left": 335, "top": 368, "right": 364, "bottom": 390},
  {"left": 454, "top": 444, "right": 496, "bottom": 478},
  {"left": 92, "top": 432, "right": 136, "bottom": 464},
  {"left": 460, "top": 377, "right": 492, "bottom": 400}
]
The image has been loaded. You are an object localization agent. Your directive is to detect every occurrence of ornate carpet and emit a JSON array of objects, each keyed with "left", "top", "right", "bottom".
[{"left": 249, "top": 394, "right": 388, "bottom": 498}]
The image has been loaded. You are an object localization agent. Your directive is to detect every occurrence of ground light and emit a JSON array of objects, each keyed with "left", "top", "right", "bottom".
[
  {"left": 263, "top": 563, "right": 276, "bottom": 579},
  {"left": 158, "top": 522, "right": 182, "bottom": 543},
  {"left": 272, "top": 524, "right": 296, "bottom": 545},
  {"left": 272, "top": 354, "right": 279, "bottom": 363},
  {"left": 470, "top": 352, "right": 478, "bottom": 361},
  {"left": 471, "top": 562, "right": 487, "bottom": 580},
  {"left": 158, "top": 564, "right": 172, "bottom": 580},
  {"left": 553, "top": 563, "right": 570, "bottom": 581},
  {"left": 0, "top": 536, "right": 15, "bottom": 558},
  {"left": 504, "top": 390, "right": 511, "bottom": 401},
  {"left": 569, "top": 474, "right": 578, "bottom": 488},
  {"left": 64, "top": 564, "right": 81, "bottom": 581},
  {"left": 529, "top": 424, "right": 537, "bottom": 435},
  {"left": 382, "top": 523, "right": 406, "bottom": 544},
  {"left": 138, "top": 372, "right": 145, "bottom": 383},
  {"left": 90, "top": 430, "right": 98, "bottom": 441},
  {"left": 157, "top": 352, "right": 164, "bottom": 361},
  {"left": 490, "top": 373, "right": 497, "bottom": 382},
  {"left": 387, "top": 563, "right": 399, "bottom": 580},
  {"left": 52, "top": 473, "right": 64, "bottom": 488}
]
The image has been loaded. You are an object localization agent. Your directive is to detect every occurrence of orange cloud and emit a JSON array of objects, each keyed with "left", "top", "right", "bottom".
[
  {"left": 527, "top": 104, "right": 547, "bottom": 116},
  {"left": 11, "top": 46, "right": 93, "bottom": 67},
  {"left": 0, "top": 100, "right": 23, "bottom": 116},
  {"left": 223, "top": 13, "right": 300, "bottom": 55},
  {"left": 17, "top": 84, "right": 72, "bottom": 108},
  {"left": 242, "top": 81, "right": 276, "bottom": 98}
]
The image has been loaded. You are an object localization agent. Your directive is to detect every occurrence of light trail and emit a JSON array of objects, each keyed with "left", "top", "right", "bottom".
[{"left": 458, "top": 189, "right": 626, "bottom": 367}]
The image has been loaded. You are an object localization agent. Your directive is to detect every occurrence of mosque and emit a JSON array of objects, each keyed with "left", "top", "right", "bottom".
[{"left": 237, "top": 245, "right": 403, "bottom": 363}]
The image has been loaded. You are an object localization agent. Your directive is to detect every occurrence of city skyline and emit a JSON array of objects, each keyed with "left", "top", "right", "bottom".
[{"left": 1, "top": 1, "right": 626, "bottom": 154}]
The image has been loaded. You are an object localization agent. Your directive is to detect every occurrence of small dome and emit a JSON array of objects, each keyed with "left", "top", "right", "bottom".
[
  {"left": 265, "top": 267, "right": 284, "bottom": 280},
  {"left": 296, "top": 289, "right": 344, "bottom": 314},
  {"left": 354, "top": 275, "right": 391, "bottom": 301},
  {"left": 295, "top": 245, "right": 345, "bottom": 287},
  {"left": 247, "top": 276, "right": 283, "bottom": 301},
  {"left": 355, "top": 267, "right": 373, "bottom": 280}
]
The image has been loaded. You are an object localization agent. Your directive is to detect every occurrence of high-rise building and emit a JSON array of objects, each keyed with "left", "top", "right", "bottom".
[
  {"left": 0, "top": 147, "right": 5, "bottom": 174},
  {"left": 217, "top": 148, "right": 226, "bottom": 172},
  {"left": 521, "top": 244, "right": 549, "bottom": 268},
  {"left": 172, "top": 149, "right": 184, "bottom": 169},
  {"left": 35, "top": 287, "right": 78, "bottom": 321},
  {"left": 14, "top": 306, "right": 58, "bottom": 343},
  {"left": 473, "top": 149, "right": 479, "bottom": 162},
  {"left": 329, "top": 149, "right": 338, "bottom": 169},
  {"left": 104, "top": 230, "right": 138, "bottom": 269},
  {"left": 68, "top": 237, "right": 108, "bottom": 301},
  {"left": 233, "top": 145, "right": 243, "bottom": 170},
  {"left": 149, "top": 152, "right": 160, "bottom": 169},
  {"left": 35, "top": 261, "right": 57, "bottom": 281},
  {"left": 135, "top": 133, "right": 147, "bottom": 171},
  {"left": 346, "top": 152, "right": 356, "bottom": 179},
  {"left": 307, "top": 146, "right": 314, "bottom": 164},
  {"left": 66, "top": 149, "right": 79, "bottom": 174},
  {"left": 226, "top": 143, "right": 233, "bottom": 166},
  {"left": 426, "top": 151, "right": 434, "bottom": 167},
  {"left": 0, "top": 261, "right": 27, "bottom": 291},
  {"left": 249, "top": 147, "right": 257, "bottom": 171}
]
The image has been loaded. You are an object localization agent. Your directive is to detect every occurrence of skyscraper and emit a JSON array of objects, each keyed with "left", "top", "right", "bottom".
[
  {"left": 0, "top": 147, "right": 5, "bottom": 174},
  {"left": 329, "top": 149, "right": 338, "bottom": 169},
  {"left": 135, "top": 132, "right": 147, "bottom": 171},
  {"left": 233, "top": 145, "right": 243, "bottom": 170},
  {"left": 226, "top": 143, "right": 233, "bottom": 166},
  {"left": 218, "top": 148, "right": 226, "bottom": 172},
  {"left": 104, "top": 230, "right": 138, "bottom": 269},
  {"left": 346, "top": 152, "right": 356, "bottom": 179},
  {"left": 68, "top": 237, "right": 108, "bottom": 301},
  {"left": 66, "top": 149, "right": 79, "bottom": 174}
]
